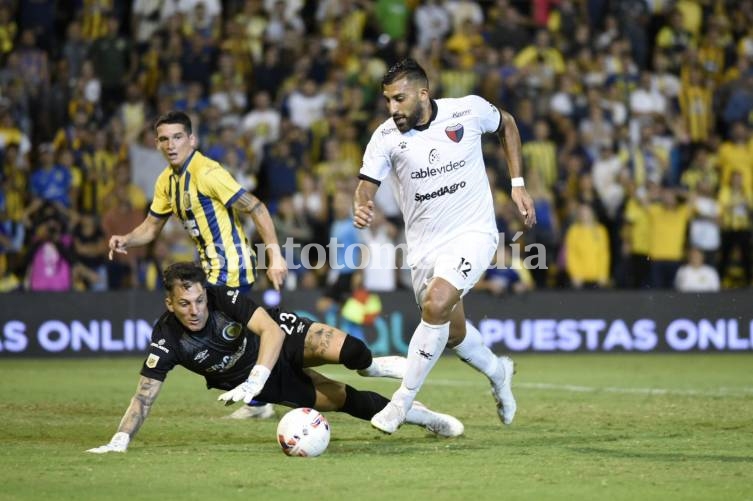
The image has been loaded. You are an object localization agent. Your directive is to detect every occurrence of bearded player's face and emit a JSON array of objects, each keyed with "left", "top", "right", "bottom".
[{"left": 383, "top": 77, "right": 428, "bottom": 133}]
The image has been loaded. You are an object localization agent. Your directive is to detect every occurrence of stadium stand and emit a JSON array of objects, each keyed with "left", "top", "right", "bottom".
[{"left": 1, "top": 0, "right": 753, "bottom": 293}]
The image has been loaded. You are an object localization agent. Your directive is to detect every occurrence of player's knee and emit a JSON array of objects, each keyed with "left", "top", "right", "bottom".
[
  {"left": 421, "top": 288, "right": 456, "bottom": 323},
  {"left": 338, "top": 335, "right": 373, "bottom": 370}
]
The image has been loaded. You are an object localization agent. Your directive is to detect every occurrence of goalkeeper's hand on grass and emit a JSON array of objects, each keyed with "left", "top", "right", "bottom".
[
  {"left": 218, "top": 365, "right": 270, "bottom": 406},
  {"left": 86, "top": 432, "right": 130, "bottom": 454}
]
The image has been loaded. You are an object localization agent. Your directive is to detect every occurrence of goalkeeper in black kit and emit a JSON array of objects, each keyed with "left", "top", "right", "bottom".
[{"left": 87, "top": 262, "right": 463, "bottom": 453}]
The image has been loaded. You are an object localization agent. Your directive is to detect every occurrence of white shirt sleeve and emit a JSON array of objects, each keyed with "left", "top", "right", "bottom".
[
  {"left": 360, "top": 127, "right": 392, "bottom": 183},
  {"left": 466, "top": 95, "right": 501, "bottom": 134}
]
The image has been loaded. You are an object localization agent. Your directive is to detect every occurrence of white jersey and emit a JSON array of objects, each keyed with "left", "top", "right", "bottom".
[{"left": 360, "top": 95, "right": 500, "bottom": 265}]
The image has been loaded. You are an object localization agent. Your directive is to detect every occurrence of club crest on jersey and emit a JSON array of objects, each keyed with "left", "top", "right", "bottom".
[
  {"left": 183, "top": 191, "right": 192, "bottom": 210},
  {"left": 222, "top": 322, "right": 243, "bottom": 341},
  {"left": 445, "top": 124, "right": 464, "bottom": 143}
]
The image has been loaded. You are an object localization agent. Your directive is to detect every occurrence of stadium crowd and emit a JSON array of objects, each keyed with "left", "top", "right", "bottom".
[{"left": 0, "top": 0, "right": 751, "bottom": 295}]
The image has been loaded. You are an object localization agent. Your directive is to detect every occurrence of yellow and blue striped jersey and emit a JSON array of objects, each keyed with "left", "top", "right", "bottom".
[{"left": 150, "top": 150, "right": 256, "bottom": 288}]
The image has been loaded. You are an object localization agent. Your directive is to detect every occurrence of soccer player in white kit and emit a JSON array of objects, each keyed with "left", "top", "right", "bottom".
[{"left": 353, "top": 58, "right": 537, "bottom": 434}]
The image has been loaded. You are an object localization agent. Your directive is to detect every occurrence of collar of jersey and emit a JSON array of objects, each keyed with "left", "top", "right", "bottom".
[
  {"left": 413, "top": 100, "right": 438, "bottom": 132},
  {"left": 175, "top": 149, "right": 197, "bottom": 176}
]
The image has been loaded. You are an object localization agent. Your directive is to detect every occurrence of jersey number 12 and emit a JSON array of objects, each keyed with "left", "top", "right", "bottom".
[{"left": 456, "top": 257, "right": 471, "bottom": 279}]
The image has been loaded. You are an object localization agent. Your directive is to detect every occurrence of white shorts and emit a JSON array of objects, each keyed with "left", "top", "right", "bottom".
[{"left": 410, "top": 232, "right": 498, "bottom": 304}]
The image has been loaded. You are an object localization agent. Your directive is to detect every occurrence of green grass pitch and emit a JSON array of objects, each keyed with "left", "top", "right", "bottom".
[{"left": 1, "top": 354, "right": 752, "bottom": 501}]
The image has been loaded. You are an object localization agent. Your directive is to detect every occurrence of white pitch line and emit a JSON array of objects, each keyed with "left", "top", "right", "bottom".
[
  {"left": 321, "top": 372, "right": 753, "bottom": 397},
  {"left": 515, "top": 382, "right": 753, "bottom": 397}
]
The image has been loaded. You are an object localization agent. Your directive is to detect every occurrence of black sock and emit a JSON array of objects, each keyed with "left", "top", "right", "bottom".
[
  {"left": 338, "top": 335, "right": 373, "bottom": 370},
  {"left": 340, "top": 385, "right": 389, "bottom": 420}
]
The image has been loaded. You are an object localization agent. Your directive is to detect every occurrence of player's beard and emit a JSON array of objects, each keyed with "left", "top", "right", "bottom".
[{"left": 393, "top": 104, "right": 422, "bottom": 133}]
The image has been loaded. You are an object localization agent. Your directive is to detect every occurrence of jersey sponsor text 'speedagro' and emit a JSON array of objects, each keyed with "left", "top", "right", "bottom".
[{"left": 361, "top": 95, "right": 500, "bottom": 266}]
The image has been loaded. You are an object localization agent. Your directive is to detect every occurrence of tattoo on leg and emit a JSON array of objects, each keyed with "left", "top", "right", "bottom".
[{"left": 306, "top": 327, "right": 334, "bottom": 359}]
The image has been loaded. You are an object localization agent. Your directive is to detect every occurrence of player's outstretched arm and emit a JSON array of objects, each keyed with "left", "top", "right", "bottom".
[
  {"left": 108, "top": 214, "right": 168, "bottom": 260},
  {"left": 86, "top": 376, "right": 163, "bottom": 454},
  {"left": 233, "top": 192, "right": 288, "bottom": 291},
  {"left": 353, "top": 180, "right": 378, "bottom": 229},
  {"left": 247, "top": 306, "right": 286, "bottom": 374},
  {"left": 497, "top": 109, "right": 537, "bottom": 228},
  {"left": 218, "top": 308, "right": 285, "bottom": 405}
]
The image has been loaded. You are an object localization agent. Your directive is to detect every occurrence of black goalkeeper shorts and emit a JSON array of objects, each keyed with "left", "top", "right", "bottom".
[{"left": 255, "top": 309, "right": 317, "bottom": 408}]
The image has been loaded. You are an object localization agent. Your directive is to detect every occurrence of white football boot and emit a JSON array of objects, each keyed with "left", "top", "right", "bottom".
[
  {"left": 406, "top": 401, "right": 464, "bottom": 437},
  {"left": 357, "top": 356, "right": 407, "bottom": 379},
  {"left": 225, "top": 403, "right": 276, "bottom": 420},
  {"left": 370, "top": 401, "right": 406, "bottom": 434},
  {"left": 491, "top": 356, "right": 517, "bottom": 425}
]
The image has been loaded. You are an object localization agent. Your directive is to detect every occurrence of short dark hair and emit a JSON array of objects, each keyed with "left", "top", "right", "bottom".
[
  {"left": 162, "top": 262, "right": 206, "bottom": 292},
  {"left": 382, "top": 58, "right": 429, "bottom": 88},
  {"left": 155, "top": 110, "right": 192, "bottom": 135}
]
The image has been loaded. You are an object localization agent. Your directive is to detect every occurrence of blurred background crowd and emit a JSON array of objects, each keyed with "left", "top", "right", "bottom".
[{"left": 1, "top": 0, "right": 753, "bottom": 297}]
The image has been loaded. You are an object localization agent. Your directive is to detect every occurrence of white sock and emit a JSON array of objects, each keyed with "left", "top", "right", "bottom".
[
  {"left": 453, "top": 320, "right": 499, "bottom": 380},
  {"left": 358, "top": 356, "right": 406, "bottom": 378},
  {"left": 358, "top": 361, "right": 381, "bottom": 377},
  {"left": 391, "top": 320, "right": 449, "bottom": 412}
]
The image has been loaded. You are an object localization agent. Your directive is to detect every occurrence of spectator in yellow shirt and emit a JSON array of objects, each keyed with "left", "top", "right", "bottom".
[
  {"left": 680, "top": 144, "right": 718, "bottom": 193},
  {"left": 514, "top": 29, "right": 565, "bottom": 75},
  {"left": 444, "top": 18, "right": 484, "bottom": 71},
  {"left": 622, "top": 184, "right": 652, "bottom": 289},
  {"left": 647, "top": 188, "right": 692, "bottom": 288},
  {"left": 717, "top": 171, "right": 753, "bottom": 285},
  {"left": 655, "top": 9, "right": 694, "bottom": 71},
  {"left": 564, "top": 204, "right": 610, "bottom": 289},
  {"left": 717, "top": 121, "right": 753, "bottom": 198}
]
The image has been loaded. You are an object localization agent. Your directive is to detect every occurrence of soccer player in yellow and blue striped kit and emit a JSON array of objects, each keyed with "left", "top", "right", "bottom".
[{"left": 108, "top": 111, "right": 287, "bottom": 291}]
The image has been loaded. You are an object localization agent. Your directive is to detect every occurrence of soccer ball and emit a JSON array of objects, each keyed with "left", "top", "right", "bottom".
[{"left": 276, "top": 407, "right": 330, "bottom": 457}]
